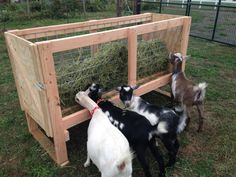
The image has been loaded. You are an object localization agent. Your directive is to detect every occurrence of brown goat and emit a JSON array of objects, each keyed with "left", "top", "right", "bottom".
[{"left": 168, "top": 53, "right": 207, "bottom": 132}]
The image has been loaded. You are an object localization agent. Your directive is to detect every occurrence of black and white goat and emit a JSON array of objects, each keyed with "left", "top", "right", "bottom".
[
  {"left": 168, "top": 53, "right": 207, "bottom": 132},
  {"left": 75, "top": 91, "right": 133, "bottom": 177},
  {"left": 117, "top": 85, "right": 187, "bottom": 167},
  {"left": 87, "top": 83, "right": 166, "bottom": 177}
]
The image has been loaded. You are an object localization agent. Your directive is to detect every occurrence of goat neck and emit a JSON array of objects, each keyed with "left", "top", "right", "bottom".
[
  {"left": 79, "top": 94, "right": 99, "bottom": 113},
  {"left": 129, "top": 95, "right": 142, "bottom": 110},
  {"left": 173, "top": 60, "right": 183, "bottom": 74}
]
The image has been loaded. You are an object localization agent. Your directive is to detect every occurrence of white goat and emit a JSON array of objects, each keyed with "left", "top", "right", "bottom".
[
  {"left": 168, "top": 53, "right": 208, "bottom": 132},
  {"left": 75, "top": 90, "right": 133, "bottom": 177}
]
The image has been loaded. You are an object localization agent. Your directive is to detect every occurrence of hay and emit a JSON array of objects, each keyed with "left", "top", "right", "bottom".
[{"left": 55, "top": 39, "right": 168, "bottom": 107}]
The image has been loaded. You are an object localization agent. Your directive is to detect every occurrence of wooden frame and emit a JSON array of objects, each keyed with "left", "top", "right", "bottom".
[{"left": 5, "top": 13, "right": 191, "bottom": 166}]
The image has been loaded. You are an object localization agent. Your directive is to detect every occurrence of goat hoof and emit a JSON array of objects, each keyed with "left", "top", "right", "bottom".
[{"left": 83, "top": 161, "right": 90, "bottom": 167}]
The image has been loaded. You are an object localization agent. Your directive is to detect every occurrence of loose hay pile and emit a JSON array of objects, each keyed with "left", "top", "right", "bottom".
[{"left": 55, "top": 39, "right": 169, "bottom": 108}]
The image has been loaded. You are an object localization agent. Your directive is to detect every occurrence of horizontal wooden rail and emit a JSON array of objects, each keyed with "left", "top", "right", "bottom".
[
  {"left": 36, "top": 16, "right": 186, "bottom": 53},
  {"left": 13, "top": 13, "right": 152, "bottom": 40},
  {"left": 135, "top": 17, "right": 186, "bottom": 35},
  {"left": 62, "top": 74, "right": 171, "bottom": 129},
  {"left": 41, "top": 28, "right": 129, "bottom": 52}
]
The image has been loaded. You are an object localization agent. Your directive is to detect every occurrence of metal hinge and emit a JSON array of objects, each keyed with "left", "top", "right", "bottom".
[{"left": 34, "top": 82, "right": 45, "bottom": 91}]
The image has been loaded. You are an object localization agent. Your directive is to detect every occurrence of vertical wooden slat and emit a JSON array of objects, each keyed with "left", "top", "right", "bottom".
[
  {"left": 37, "top": 42, "right": 68, "bottom": 166},
  {"left": 180, "top": 17, "right": 191, "bottom": 71},
  {"left": 128, "top": 28, "right": 137, "bottom": 86}
]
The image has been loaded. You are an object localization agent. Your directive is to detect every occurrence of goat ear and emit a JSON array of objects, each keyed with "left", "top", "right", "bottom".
[
  {"left": 131, "top": 85, "right": 139, "bottom": 90},
  {"left": 116, "top": 86, "right": 122, "bottom": 91},
  {"left": 168, "top": 52, "right": 174, "bottom": 59}
]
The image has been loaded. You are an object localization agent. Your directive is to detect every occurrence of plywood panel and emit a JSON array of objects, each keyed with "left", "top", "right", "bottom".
[{"left": 5, "top": 32, "right": 53, "bottom": 136}]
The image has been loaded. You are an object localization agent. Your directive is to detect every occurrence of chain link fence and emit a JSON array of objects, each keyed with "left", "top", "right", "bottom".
[{"left": 128, "top": 0, "right": 236, "bottom": 46}]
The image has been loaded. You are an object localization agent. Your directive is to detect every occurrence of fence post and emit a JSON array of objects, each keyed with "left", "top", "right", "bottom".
[
  {"left": 159, "top": 0, "right": 163, "bottom": 13},
  {"left": 185, "top": 0, "right": 191, "bottom": 16},
  {"left": 212, "top": 0, "right": 221, "bottom": 40},
  {"left": 135, "top": 0, "right": 141, "bottom": 14}
]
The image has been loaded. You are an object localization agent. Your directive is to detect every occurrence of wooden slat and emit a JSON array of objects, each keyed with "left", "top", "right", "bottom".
[
  {"left": 4, "top": 32, "right": 25, "bottom": 110},
  {"left": 155, "top": 89, "right": 171, "bottom": 97},
  {"left": 180, "top": 17, "right": 191, "bottom": 71},
  {"left": 152, "top": 13, "right": 181, "bottom": 22},
  {"left": 16, "top": 13, "right": 152, "bottom": 39},
  {"left": 135, "top": 17, "right": 185, "bottom": 35},
  {"left": 37, "top": 42, "right": 68, "bottom": 165},
  {"left": 128, "top": 28, "right": 137, "bottom": 86},
  {"left": 135, "top": 73, "right": 172, "bottom": 96},
  {"left": 41, "top": 16, "right": 185, "bottom": 53},
  {"left": 43, "top": 28, "right": 128, "bottom": 52},
  {"left": 4, "top": 32, "right": 53, "bottom": 136}
]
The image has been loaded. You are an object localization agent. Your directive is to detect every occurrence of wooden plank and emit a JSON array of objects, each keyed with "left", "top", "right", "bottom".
[
  {"left": 152, "top": 13, "right": 181, "bottom": 22},
  {"left": 37, "top": 42, "right": 68, "bottom": 165},
  {"left": 23, "top": 17, "right": 151, "bottom": 40},
  {"left": 4, "top": 32, "right": 25, "bottom": 110},
  {"left": 16, "top": 13, "right": 152, "bottom": 39},
  {"left": 128, "top": 28, "right": 137, "bottom": 86},
  {"left": 135, "top": 73, "right": 172, "bottom": 96},
  {"left": 37, "top": 17, "right": 185, "bottom": 53},
  {"left": 180, "top": 17, "right": 191, "bottom": 71},
  {"left": 42, "top": 28, "right": 128, "bottom": 52},
  {"left": 155, "top": 89, "right": 171, "bottom": 97},
  {"left": 135, "top": 17, "right": 185, "bottom": 35},
  {"left": 4, "top": 32, "right": 53, "bottom": 136}
]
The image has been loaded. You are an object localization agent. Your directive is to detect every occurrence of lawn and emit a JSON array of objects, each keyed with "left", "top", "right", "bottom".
[{"left": 0, "top": 13, "right": 236, "bottom": 177}]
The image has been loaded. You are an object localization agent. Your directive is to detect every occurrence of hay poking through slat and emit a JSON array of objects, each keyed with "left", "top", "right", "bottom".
[{"left": 54, "top": 39, "right": 169, "bottom": 108}]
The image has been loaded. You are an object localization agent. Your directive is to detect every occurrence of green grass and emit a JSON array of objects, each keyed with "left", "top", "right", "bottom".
[{"left": 1, "top": 13, "right": 236, "bottom": 177}]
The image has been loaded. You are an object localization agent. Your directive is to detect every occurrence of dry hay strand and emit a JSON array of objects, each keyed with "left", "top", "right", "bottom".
[{"left": 55, "top": 39, "right": 168, "bottom": 108}]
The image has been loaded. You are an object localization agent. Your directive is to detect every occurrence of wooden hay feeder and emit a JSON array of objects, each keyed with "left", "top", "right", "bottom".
[{"left": 5, "top": 13, "right": 191, "bottom": 166}]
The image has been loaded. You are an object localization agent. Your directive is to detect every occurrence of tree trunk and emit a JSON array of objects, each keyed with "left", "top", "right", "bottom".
[
  {"left": 26, "top": 0, "right": 30, "bottom": 18},
  {"left": 116, "top": 0, "right": 122, "bottom": 17},
  {"left": 82, "top": 0, "right": 86, "bottom": 15}
]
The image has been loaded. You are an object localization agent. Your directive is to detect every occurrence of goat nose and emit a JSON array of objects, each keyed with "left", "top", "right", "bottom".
[
  {"left": 75, "top": 97, "right": 79, "bottom": 103},
  {"left": 125, "top": 102, "right": 130, "bottom": 107}
]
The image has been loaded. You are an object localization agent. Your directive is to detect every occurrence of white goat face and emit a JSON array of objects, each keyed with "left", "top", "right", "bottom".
[
  {"left": 169, "top": 52, "right": 183, "bottom": 64},
  {"left": 75, "top": 91, "right": 88, "bottom": 105}
]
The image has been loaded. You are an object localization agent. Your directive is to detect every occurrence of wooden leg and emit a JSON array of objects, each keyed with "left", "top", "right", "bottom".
[
  {"left": 25, "top": 113, "right": 69, "bottom": 166},
  {"left": 196, "top": 104, "right": 204, "bottom": 132}
]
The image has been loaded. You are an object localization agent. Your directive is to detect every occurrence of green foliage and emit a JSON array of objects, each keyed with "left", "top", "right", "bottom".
[{"left": 0, "top": 10, "right": 11, "bottom": 31}]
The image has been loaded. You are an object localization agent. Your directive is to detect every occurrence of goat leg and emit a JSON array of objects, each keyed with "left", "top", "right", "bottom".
[
  {"left": 196, "top": 104, "right": 204, "bottom": 132},
  {"left": 148, "top": 138, "right": 166, "bottom": 177},
  {"left": 84, "top": 153, "right": 91, "bottom": 167},
  {"left": 184, "top": 106, "right": 191, "bottom": 131},
  {"left": 135, "top": 145, "right": 152, "bottom": 177},
  {"left": 161, "top": 135, "right": 177, "bottom": 167}
]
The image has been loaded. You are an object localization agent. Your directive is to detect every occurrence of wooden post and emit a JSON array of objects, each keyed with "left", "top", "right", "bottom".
[
  {"left": 180, "top": 17, "right": 191, "bottom": 71},
  {"left": 37, "top": 42, "right": 69, "bottom": 166},
  {"left": 128, "top": 28, "right": 137, "bottom": 86}
]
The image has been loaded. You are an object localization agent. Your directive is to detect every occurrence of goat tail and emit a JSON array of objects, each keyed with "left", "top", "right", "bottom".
[
  {"left": 195, "top": 82, "right": 208, "bottom": 102},
  {"left": 176, "top": 105, "right": 188, "bottom": 133},
  {"left": 116, "top": 150, "right": 133, "bottom": 172}
]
